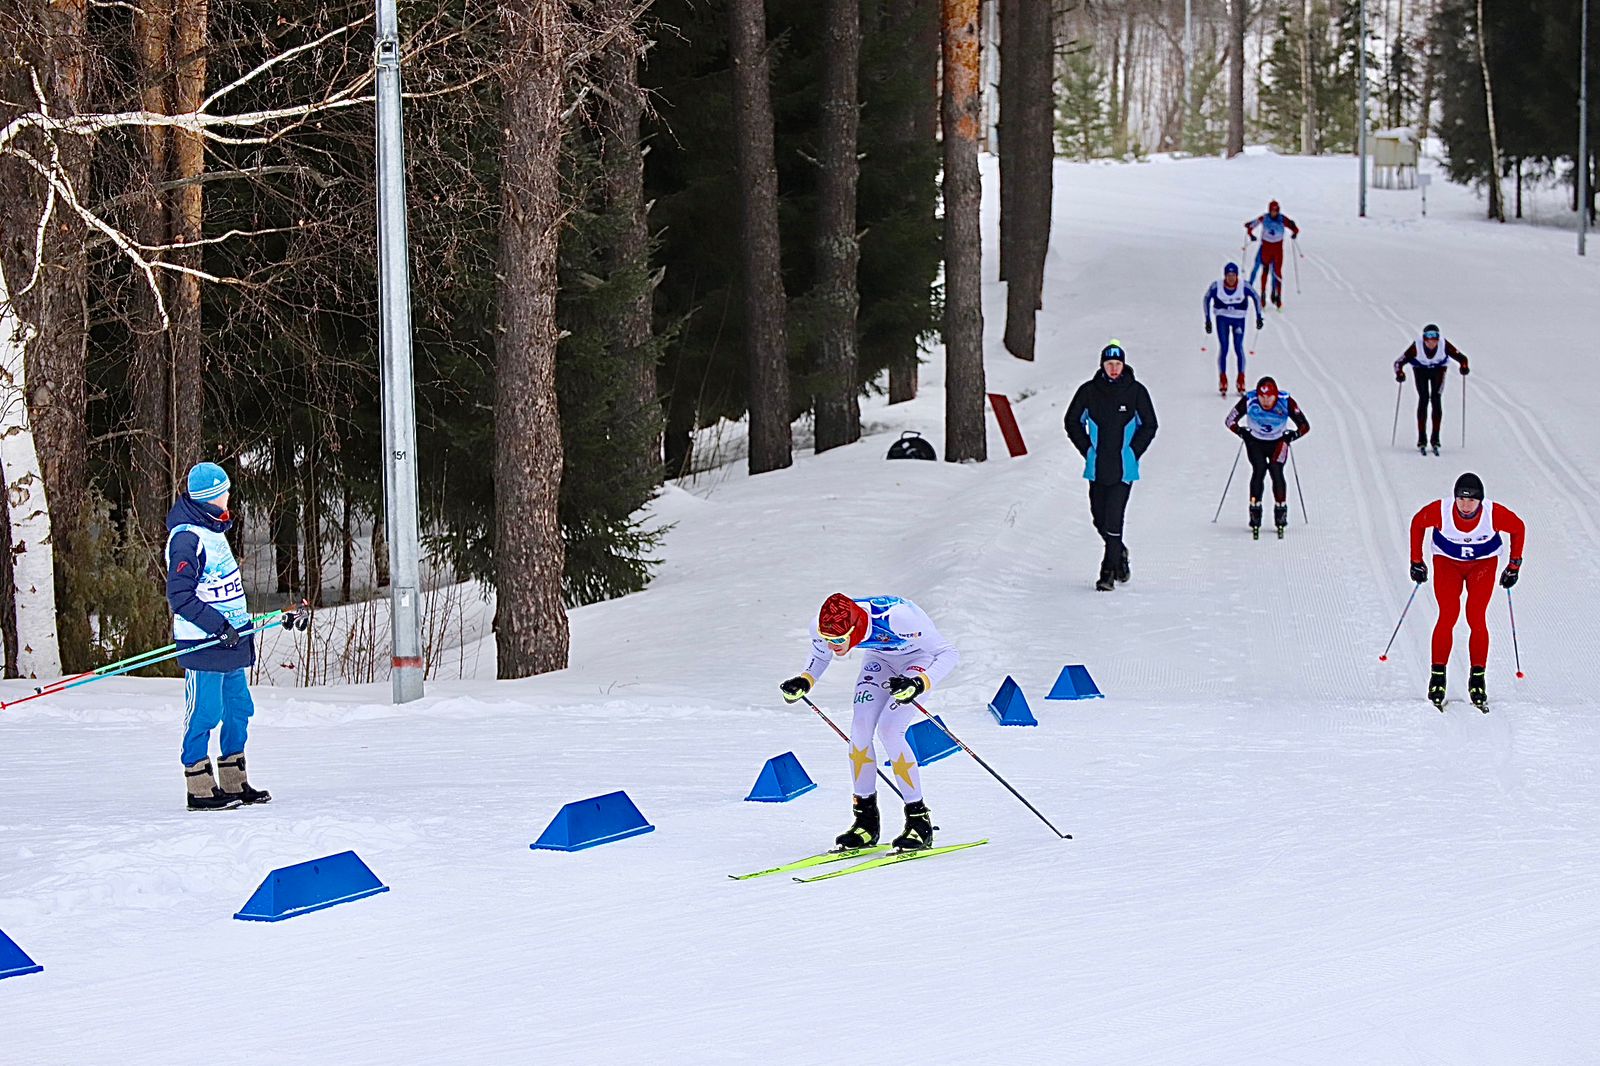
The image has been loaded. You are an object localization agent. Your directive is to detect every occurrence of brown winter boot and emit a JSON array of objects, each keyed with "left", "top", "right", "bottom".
[
  {"left": 186, "top": 759, "right": 242, "bottom": 811},
  {"left": 218, "top": 754, "right": 272, "bottom": 805}
]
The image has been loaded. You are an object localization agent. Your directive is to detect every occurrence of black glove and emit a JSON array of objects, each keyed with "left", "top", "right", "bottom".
[
  {"left": 887, "top": 674, "right": 928, "bottom": 703},
  {"left": 1410, "top": 562, "right": 1429, "bottom": 584},
  {"left": 1396, "top": 371, "right": 1406, "bottom": 383},
  {"left": 1282, "top": 429, "right": 1299, "bottom": 444},
  {"left": 1248, "top": 234, "right": 1258, "bottom": 242},
  {"left": 215, "top": 622, "right": 242, "bottom": 649},
  {"left": 779, "top": 675, "right": 813, "bottom": 704},
  {"left": 1459, "top": 362, "right": 1470, "bottom": 376},
  {"left": 1256, "top": 317, "right": 1265, "bottom": 330},
  {"left": 1500, "top": 558, "right": 1521, "bottom": 589},
  {"left": 1233, "top": 425, "right": 1250, "bottom": 440},
  {"left": 1204, "top": 320, "right": 1212, "bottom": 335}
]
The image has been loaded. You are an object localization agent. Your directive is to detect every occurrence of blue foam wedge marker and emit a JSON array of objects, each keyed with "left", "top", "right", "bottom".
[
  {"left": 0, "top": 927, "right": 42, "bottom": 981},
  {"left": 234, "top": 850, "right": 389, "bottom": 922},
  {"left": 745, "top": 751, "right": 818, "bottom": 802},
  {"left": 531, "top": 790, "right": 655, "bottom": 851},
  {"left": 904, "top": 715, "right": 960, "bottom": 764},
  {"left": 1046, "top": 664, "right": 1104, "bottom": 700},
  {"left": 987, "top": 676, "right": 1038, "bottom": 726}
]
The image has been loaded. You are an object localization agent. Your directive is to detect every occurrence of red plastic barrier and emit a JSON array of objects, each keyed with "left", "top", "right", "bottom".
[{"left": 987, "top": 393, "right": 1027, "bottom": 457}]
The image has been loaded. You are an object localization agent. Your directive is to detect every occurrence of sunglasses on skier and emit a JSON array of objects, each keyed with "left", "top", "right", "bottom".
[
  {"left": 1423, "top": 330, "right": 1440, "bottom": 339},
  {"left": 820, "top": 631, "right": 852, "bottom": 647}
]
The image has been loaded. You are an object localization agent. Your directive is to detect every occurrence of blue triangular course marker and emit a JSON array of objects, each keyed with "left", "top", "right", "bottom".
[
  {"left": 745, "top": 751, "right": 818, "bottom": 802},
  {"left": 234, "top": 850, "right": 390, "bottom": 923},
  {"left": 531, "top": 790, "right": 655, "bottom": 851},
  {"left": 896, "top": 715, "right": 959, "bottom": 764},
  {"left": 0, "top": 927, "right": 43, "bottom": 981},
  {"left": 987, "top": 676, "right": 1038, "bottom": 726},
  {"left": 1046, "top": 664, "right": 1104, "bottom": 700}
]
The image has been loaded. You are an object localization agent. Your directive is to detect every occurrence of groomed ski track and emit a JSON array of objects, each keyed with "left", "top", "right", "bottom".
[{"left": 1, "top": 153, "right": 1598, "bottom": 1064}]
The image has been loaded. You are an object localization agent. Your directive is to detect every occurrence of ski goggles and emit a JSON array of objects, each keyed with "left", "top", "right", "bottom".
[
  {"left": 1101, "top": 345, "right": 1126, "bottom": 362},
  {"left": 1423, "top": 329, "right": 1441, "bottom": 339},
  {"left": 819, "top": 630, "right": 853, "bottom": 647}
]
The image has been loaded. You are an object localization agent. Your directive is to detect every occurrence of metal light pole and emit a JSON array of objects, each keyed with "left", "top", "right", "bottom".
[
  {"left": 1358, "top": 0, "right": 1369, "bottom": 217},
  {"left": 374, "top": 0, "right": 424, "bottom": 703},
  {"left": 1581, "top": 0, "right": 1590, "bottom": 255}
]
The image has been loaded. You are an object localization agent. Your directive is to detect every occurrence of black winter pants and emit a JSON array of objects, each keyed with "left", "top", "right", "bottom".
[
  {"left": 1245, "top": 436, "right": 1288, "bottom": 503},
  {"left": 1413, "top": 366, "right": 1446, "bottom": 442},
  {"left": 1087, "top": 481, "right": 1132, "bottom": 570}
]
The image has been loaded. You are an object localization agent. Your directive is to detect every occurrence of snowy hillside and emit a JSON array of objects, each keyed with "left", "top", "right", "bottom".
[{"left": 3, "top": 151, "right": 1599, "bottom": 1065}]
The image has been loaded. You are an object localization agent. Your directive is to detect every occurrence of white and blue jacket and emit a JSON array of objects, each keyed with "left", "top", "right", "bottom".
[
  {"left": 1204, "top": 279, "right": 1262, "bottom": 324},
  {"left": 166, "top": 495, "right": 255, "bottom": 672}
]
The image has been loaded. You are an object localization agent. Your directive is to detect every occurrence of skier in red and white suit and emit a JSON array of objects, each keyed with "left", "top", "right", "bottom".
[{"left": 1408, "top": 472, "right": 1525, "bottom": 710}]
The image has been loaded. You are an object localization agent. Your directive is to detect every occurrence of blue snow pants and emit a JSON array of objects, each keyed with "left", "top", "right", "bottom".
[
  {"left": 1216, "top": 320, "right": 1246, "bottom": 375},
  {"left": 181, "top": 669, "right": 255, "bottom": 765}
]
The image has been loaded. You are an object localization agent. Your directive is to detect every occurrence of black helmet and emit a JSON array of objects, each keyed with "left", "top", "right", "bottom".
[{"left": 1453, "top": 472, "right": 1484, "bottom": 500}]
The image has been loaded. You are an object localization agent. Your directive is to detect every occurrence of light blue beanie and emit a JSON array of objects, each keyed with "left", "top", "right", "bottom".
[{"left": 187, "top": 462, "right": 231, "bottom": 502}]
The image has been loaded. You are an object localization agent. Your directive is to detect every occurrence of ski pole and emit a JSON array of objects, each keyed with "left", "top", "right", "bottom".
[
  {"left": 1390, "top": 380, "right": 1403, "bottom": 446},
  {"left": 1505, "top": 588, "right": 1524, "bottom": 679},
  {"left": 1288, "top": 441, "right": 1309, "bottom": 524},
  {"left": 1, "top": 613, "right": 301, "bottom": 711},
  {"left": 1378, "top": 584, "right": 1421, "bottom": 662},
  {"left": 1461, "top": 375, "right": 1468, "bottom": 448},
  {"left": 22, "top": 608, "right": 291, "bottom": 702},
  {"left": 909, "top": 698, "right": 1071, "bottom": 840},
  {"left": 1212, "top": 439, "right": 1244, "bottom": 523},
  {"left": 800, "top": 695, "right": 903, "bottom": 800}
]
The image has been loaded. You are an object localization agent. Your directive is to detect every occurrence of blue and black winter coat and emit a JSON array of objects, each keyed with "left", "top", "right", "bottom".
[
  {"left": 1064, "top": 366, "right": 1159, "bottom": 484},
  {"left": 165, "top": 495, "right": 256, "bottom": 672}
]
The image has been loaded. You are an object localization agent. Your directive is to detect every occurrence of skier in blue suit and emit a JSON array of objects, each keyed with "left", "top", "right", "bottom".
[
  {"left": 167, "top": 462, "right": 272, "bottom": 810},
  {"left": 1203, "top": 262, "right": 1265, "bottom": 396}
]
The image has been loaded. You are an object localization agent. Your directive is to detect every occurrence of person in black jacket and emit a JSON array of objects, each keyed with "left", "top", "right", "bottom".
[{"left": 1064, "top": 341, "right": 1159, "bottom": 591}]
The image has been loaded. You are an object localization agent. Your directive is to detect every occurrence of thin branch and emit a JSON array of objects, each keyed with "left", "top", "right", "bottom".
[{"left": 202, "top": 17, "right": 371, "bottom": 111}]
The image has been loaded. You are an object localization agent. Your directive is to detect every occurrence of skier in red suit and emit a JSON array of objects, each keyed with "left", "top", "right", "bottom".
[
  {"left": 1408, "top": 472, "right": 1525, "bottom": 711},
  {"left": 1244, "top": 200, "right": 1300, "bottom": 308}
]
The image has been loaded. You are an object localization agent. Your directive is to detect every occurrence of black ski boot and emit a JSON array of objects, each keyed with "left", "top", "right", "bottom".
[
  {"left": 1417, "top": 426, "right": 1428, "bottom": 456},
  {"left": 891, "top": 801, "right": 934, "bottom": 852},
  {"left": 1095, "top": 566, "right": 1116, "bottom": 592},
  {"left": 834, "top": 793, "right": 880, "bottom": 850},
  {"left": 1249, "top": 502, "right": 1263, "bottom": 540},
  {"left": 1115, "top": 549, "right": 1131, "bottom": 584},
  {"left": 1274, "top": 503, "right": 1289, "bottom": 539},
  {"left": 1428, "top": 665, "right": 1448, "bottom": 711},
  {"left": 185, "top": 759, "right": 242, "bottom": 811},
  {"left": 218, "top": 754, "right": 272, "bottom": 805},
  {"left": 1468, "top": 667, "right": 1488, "bottom": 712}
]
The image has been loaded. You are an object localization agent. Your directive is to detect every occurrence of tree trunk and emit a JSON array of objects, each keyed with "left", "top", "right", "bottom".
[
  {"left": 729, "top": 0, "right": 793, "bottom": 475},
  {"left": 131, "top": 0, "right": 176, "bottom": 561},
  {"left": 886, "top": 0, "right": 939, "bottom": 405},
  {"left": 1300, "top": 0, "right": 1315, "bottom": 154},
  {"left": 1418, "top": 9, "right": 1436, "bottom": 139},
  {"left": 1474, "top": 0, "right": 1505, "bottom": 221},
  {"left": 494, "top": 0, "right": 569, "bottom": 678},
  {"left": 942, "top": 0, "right": 987, "bottom": 463},
  {"left": 997, "top": 0, "right": 1017, "bottom": 284},
  {"left": 300, "top": 434, "right": 322, "bottom": 607},
  {"left": 812, "top": 0, "right": 862, "bottom": 452},
  {"left": 1109, "top": 20, "right": 1125, "bottom": 158},
  {"left": 2, "top": 0, "right": 92, "bottom": 671},
  {"left": 167, "top": 0, "right": 208, "bottom": 474},
  {"left": 340, "top": 475, "right": 353, "bottom": 603},
  {"left": 596, "top": 15, "right": 661, "bottom": 484},
  {"left": 1002, "top": 0, "right": 1052, "bottom": 362},
  {"left": 1227, "top": 0, "right": 1246, "bottom": 157},
  {"left": 271, "top": 432, "right": 298, "bottom": 594}
]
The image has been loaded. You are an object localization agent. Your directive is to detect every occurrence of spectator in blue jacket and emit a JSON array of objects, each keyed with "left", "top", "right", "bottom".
[
  {"left": 1064, "top": 341, "right": 1159, "bottom": 592},
  {"left": 167, "top": 462, "right": 271, "bottom": 810}
]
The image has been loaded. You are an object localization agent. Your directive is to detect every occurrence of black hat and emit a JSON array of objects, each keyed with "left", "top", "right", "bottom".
[
  {"left": 1453, "top": 472, "right": 1484, "bottom": 500},
  {"left": 1100, "top": 340, "right": 1126, "bottom": 364}
]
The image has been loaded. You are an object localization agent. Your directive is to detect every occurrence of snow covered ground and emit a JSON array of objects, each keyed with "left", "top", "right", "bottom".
[{"left": 3, "top": 150, "right": 1599, "bottom": 1064}]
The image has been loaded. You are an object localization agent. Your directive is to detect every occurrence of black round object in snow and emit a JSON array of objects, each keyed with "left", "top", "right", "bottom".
[{"left": 886, "top": 431, "right": 937, "bottom": 461}]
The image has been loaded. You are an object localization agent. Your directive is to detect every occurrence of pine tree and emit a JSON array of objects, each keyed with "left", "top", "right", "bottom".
[{"left": 1054, "top": 52, "right": 1109, "bottom": 161}]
